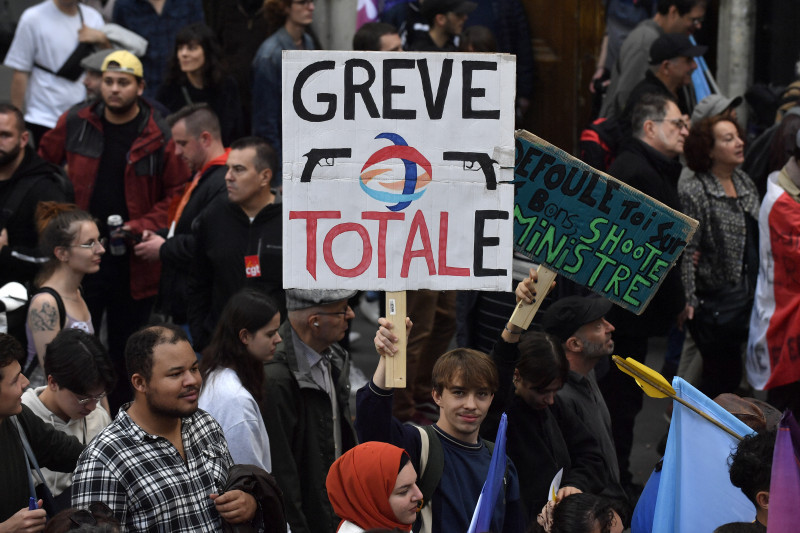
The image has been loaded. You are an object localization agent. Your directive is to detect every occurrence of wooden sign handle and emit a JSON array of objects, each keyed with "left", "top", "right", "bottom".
[
  {"left": 509, "top": 265, "right": 558, "bottom": 329},
  {"left": 384, "top": 291, "right": 407, "bottom": 388}
]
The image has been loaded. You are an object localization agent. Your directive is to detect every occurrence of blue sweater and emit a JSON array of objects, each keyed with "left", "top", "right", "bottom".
[{"left": 356, "top": 381, "right": 524, "bottom": 533}]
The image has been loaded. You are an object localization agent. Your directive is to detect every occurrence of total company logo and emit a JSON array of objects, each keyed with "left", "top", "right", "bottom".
[{"left": 359, "top": 133, "right": 432, "bottom": 212}]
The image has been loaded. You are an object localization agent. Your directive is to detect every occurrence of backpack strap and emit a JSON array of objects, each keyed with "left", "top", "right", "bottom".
[
  {"left": 23, "top": 288, "right": 67, "bottom": 376},
  {"left": 33, "top": 287, "right": 66, "bottom": 330},
  {"left": 10, "top": 415, "right": 59, "bottom": 516},
  {"left": 414, "top": 424, "right": 443, "bottom": 533}
]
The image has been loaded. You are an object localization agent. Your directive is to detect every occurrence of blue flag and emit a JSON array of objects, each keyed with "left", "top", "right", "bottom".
[
  {"left": 651, "top": 378, "right": 755, "bottom": 533},
  {"left": 689, "top": 35, "right": 712, "bottom": 102},
  {"left": 467, "top": 413, "right": 508, "bottom": 533}
]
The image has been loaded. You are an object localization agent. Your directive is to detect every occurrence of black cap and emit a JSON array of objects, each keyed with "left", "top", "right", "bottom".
[
  {"left": 541, "top": 296, "right": 613, "bottom": 344},
  {"left": 649, "top": 33, "right": 707, "bottom": 65},
  {"left": 421, "top": 0, "right": 477, "bottom": 21}
]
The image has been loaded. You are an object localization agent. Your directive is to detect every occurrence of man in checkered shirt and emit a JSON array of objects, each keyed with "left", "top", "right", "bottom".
[{"left": 71, "top": 324, "right": 258, "bottom": 531}]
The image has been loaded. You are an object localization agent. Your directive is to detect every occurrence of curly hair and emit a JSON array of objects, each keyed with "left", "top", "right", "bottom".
[
  {"left": 164, "top": 23, "right": 225, "bottom": 90},
  {"left": 684, "top": 116, "right": 745, "bottom": 173},
  {"left": 728, "top": 429, "right": 776, "bottom": 506}
]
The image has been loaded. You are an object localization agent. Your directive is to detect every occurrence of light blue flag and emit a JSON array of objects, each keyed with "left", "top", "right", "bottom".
[
  {"left": 467, "top": 412, "right": 508, "bottom": 533},
  {"left": 689, "top": 35, "right": 712, "bottom": 102},
  {"left": 652, "top": 378, "right": 756, "bottom": 533}
]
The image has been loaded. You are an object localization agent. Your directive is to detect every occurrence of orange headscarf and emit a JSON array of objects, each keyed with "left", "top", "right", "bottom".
[{"left": 326, "top": 442, "right": 414, "bottom": 531}]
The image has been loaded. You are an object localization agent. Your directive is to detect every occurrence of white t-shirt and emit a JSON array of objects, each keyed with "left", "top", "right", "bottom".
[
  {"left": 4, "top": 1, "right": 104, "bottom": 128},
  {"left": 198, "top": 367, "right": 273, "bottom": 472}
]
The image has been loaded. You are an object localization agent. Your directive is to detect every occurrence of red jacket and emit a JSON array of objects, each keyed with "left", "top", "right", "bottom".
[{"left": 39, "top": 100, "right": 189, "bottom": 299}]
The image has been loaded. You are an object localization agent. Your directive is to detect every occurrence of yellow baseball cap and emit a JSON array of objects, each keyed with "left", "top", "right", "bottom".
[{"left": 101, "top": 50, "right": 143, "bottom": 78}]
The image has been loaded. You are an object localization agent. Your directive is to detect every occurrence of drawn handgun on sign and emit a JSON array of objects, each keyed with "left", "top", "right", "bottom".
[
  {"left": 301, "top": 148, "right": 352, "bottom": 182},
  {"left": 443, "top": 151, "right": 498, "bottom": 190}
]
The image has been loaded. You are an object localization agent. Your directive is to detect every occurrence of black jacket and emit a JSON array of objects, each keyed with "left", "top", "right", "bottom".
[
  {"left": 261, "top": 321, "right": 357, "bottom": 533},
  {"left": 157, "top": 163, "right": 227, "bottom": 323},
  {"left": 156, "top": 77, "right": 244, "bottom": 146},
  {"left": 484, "top": 338, "right": 609, "bottom": 521},
  {"left": 222, "top": 464, "right": 287, "bottom": 533},
  {"left": 188, "top": 194, "right": 283, "bottom": 350},
  {"left": 0, "top": 405, "right": 84, "bottom": 523},
  {"left": 622, "top": 70, "right": 691, "bottom": 123},
  {"left": 0, "top": 146, "right": 70, "bottom": 286},
  {"left": 606, "top": 137, "right": 686, "bottom": 335}
]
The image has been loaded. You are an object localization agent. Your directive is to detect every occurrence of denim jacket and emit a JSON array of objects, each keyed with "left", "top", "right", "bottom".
[{"left": 252, "top": 27, "right": 315, "bottom": 160}]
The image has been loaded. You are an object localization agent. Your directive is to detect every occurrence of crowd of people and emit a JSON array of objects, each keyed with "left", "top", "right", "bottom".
[{"left": 0, "top": 0, "right": 797, "bottom": 532}]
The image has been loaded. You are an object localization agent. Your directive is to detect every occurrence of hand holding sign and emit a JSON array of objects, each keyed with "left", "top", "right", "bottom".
[
  {"left": 373, "top": 315, "right": 413, "bottom": 390},
  {"left": 509, "top": 265, "right": 558, "bottom": 329}
]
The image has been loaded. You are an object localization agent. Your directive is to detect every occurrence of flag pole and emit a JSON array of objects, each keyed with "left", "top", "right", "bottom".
[{"left": 612, "top": 356, "right": 743, "bottom": 440}]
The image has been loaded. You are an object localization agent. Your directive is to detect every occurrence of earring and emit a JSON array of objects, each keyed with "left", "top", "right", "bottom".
[{"left": 313, "top": 322, "right": 319, "bottom": 327}]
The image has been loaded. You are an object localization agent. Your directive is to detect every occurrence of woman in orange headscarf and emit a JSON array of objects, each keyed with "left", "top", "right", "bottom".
[{"left": 326, "top": 442, "right": 422, "bottom": 532}]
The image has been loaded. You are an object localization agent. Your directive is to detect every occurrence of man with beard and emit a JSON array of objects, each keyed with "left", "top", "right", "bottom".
[
  {"left": 539, "top": 294, "right": 628, "bottom": 506},
  {"left": 71, "top": 324, "right": 258, "bottom": 531},
  {"left": 0, "top": 103, "right": 70, "bottom": 289},
  {"left": 39, "top": 51, "right": 187, "bottom": 413}
]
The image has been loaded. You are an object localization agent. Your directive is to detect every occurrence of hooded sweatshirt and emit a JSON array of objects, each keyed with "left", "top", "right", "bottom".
[{"left": 20, "top": 386, "right": 110, "bottom": 495}]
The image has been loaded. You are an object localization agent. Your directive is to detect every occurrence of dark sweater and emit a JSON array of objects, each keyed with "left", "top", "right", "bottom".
[
  {"left": 356, "top": 381, "right": 524, "bottom": 533},
  {"left": 0, "top": 405, "right": 84, "bottom": 522},
  {"left": 606, "top": 137, "right": 686, "bottom": 335},
  {"left": 157, "top": 163, "right": 227, "bottom": 323},
  {"left": 485, "top": 338, "right": 609, "bottom": 519},
  {"left": 0, "top": 147, "right": 70, "bottom": 286},
  {"left": 187, "top": 194, "right": 283, "bottom": 350},
  {"left": 156, "top": 76, "right": 244, "bottom": 146}
]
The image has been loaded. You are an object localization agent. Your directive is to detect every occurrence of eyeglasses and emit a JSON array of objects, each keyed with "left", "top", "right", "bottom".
[
  {"left": 70, "top": 238, "right": 107, "bottom": 251},
  {"left": 653, "top": 118, "right": 689, "bottom": 131},
  {"left": 73, "top": 391, "right": 107, "bottom": 405}
]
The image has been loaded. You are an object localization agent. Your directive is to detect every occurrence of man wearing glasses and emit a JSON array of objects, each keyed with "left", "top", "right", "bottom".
[
  {"left": 21, "top": 329, "right": 115, "bottom": 509},
  {"left": 600, "top": 0, "right": 707, "bottom": 120},
  {"left": 600, "top": 92, "right": 690, "bottom": 497},
  {"left": 261, "top": 288, "right": 358, "bottom": 533}
]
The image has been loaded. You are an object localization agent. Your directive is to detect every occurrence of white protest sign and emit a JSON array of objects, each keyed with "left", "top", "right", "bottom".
[{"left": 282, "top": 50, "right": 516, "bottom": 291}]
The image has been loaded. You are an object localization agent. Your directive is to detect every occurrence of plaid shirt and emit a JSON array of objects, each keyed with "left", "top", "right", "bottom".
[{"left": 72, "top": 406, "right": 232, "bottom": 532}]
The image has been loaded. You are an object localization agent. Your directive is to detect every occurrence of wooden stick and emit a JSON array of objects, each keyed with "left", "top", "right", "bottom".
[
  {"left": 614, "top": 356, "right": 743, "bottom": 440},
  {"left": 509, "top": 265, "right": 557, "bottom": 329},
  {"left": 384, "top": 291, "right": 407, "bottom": 389},
  {"left": 671, "top": 395, "right": 743, "bottom": 440}
]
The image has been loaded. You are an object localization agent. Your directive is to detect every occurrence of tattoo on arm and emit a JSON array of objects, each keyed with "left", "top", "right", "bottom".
[{"left": 30, "top": 302, "right": 58, "bottom": 332}]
